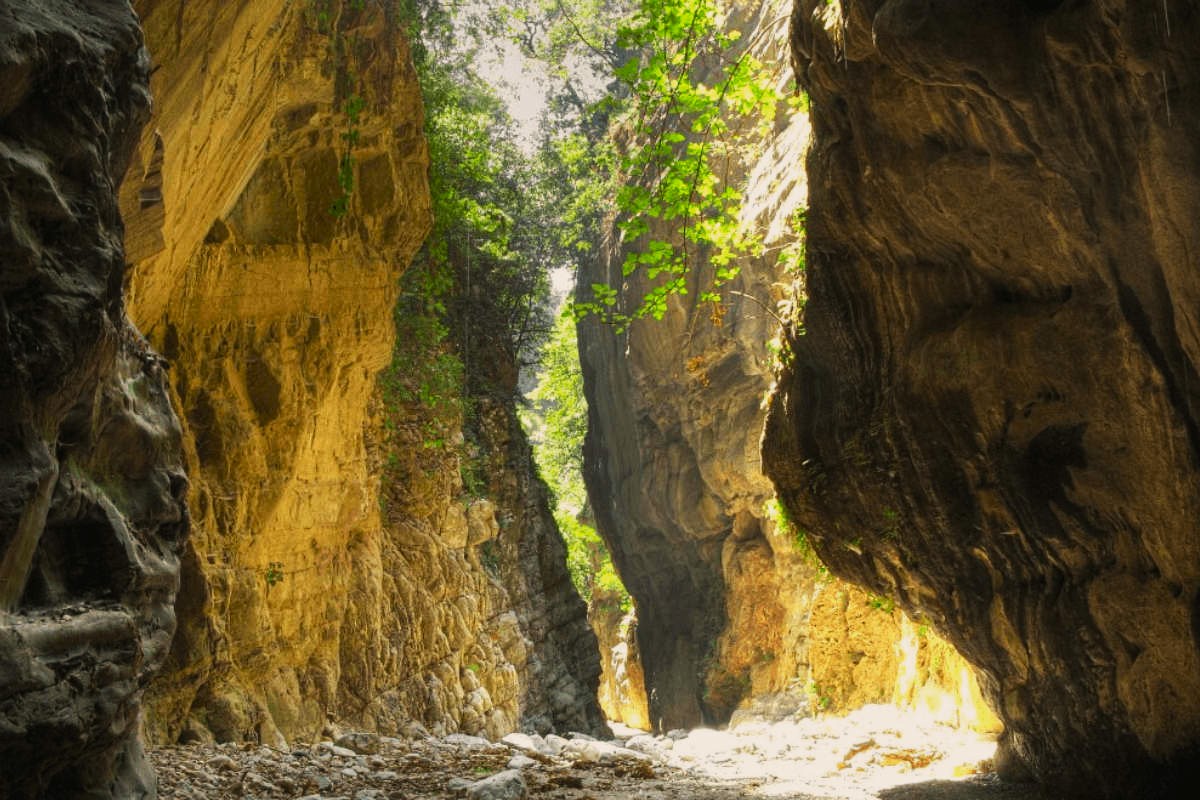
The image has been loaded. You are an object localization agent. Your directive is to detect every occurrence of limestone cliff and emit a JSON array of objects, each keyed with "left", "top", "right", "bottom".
[
  {"left": 119, "top": 0, "right": 431, "bottom": 744},
  {"left": 120, "top": 0, "right": 603, "bottom": 745},
  {"left": 578, "top": 0, "right": 987, "bottom": 733},
  {"left": 0, "top": 2, "right": 187, "bottom": 797},
  {"left": 590, "top": 594, "right": 650, "bottom": 729},
  {"left": 765, "top": 1, "right": 1200, "bottom": 796},
  {"left": 370, "top": 365, "right": 607, "bottom": 739},
  {"left": 579, "top": 0, "right": 809, "bottom": 731}
]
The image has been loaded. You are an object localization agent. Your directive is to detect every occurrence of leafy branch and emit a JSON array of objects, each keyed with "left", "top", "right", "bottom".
[{"left": 570, "top": 0, "right": 785, "bottom": 329}]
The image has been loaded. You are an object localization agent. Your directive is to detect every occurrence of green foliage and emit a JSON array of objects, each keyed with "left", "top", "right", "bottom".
[
  {"left": 805, "top": 679, "right": 833, "bottom": 711},
  {"left": 480, "top": 541, "right": 501, "bottom": 575},
  {"left": 527, "top": 308, "right": 631, "bottom": 609},
  {"left": 265, "top": 561, "right": 285, "bottom": 587},
  {"left": 765, "top": 496, "right": 831, "bottom": 580},
  {"left": 492, "top": 0, "right": 635, "bottom": 137},
  {"left": 379, "top": 0, "right": 568, "bottom": 516},
  {"left": 527, "top": 310, "right": 589, "bottom": 507},
  {"left": 866, "top": 593, "right": 896, "bottom": 614},
  {"left": 382, "top": 262, "right": 465, "bottom": 433},
  {"left": 304, "top": 0, "right": 370, "bottom": 218},
  {"left": 416, "top": 56, "right": 558, "bottom": 387},
  {"left": 330, "top": 93, "right": 366, "bottom": 217},
  {"left": 569, "top": 0, "right": 784, "bottom": 327}
]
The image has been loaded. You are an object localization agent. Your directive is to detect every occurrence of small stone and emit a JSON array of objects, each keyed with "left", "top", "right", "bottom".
[
  {"left": 626, "top": 735, "right": 670, "bottom": 760},
  {"left": 563, "top": 739, "right": 602, "bottom": 763},
  {"left": 507, "top": 754, "right": 536, "bottom": 769},
  {"left": 466, "top": 769, "right": 527, "bottom": 800},
  {"left": 373, "top": 770, "right": 399, "bottom": 780},
  {"left": 543, "top": 734, "right": 569, "bottom": 755},
  {"left": 447, "top": 776, "right": 474, "bottom": 794},
  {"left": 336, "top": 732, "right": 381, "bottom": 755},
  {"left": 206, "top": 755, "right": 237, "bottom": 772},
  {"left": 444, "top": 733, "right": 492, "bottom": 750},
  {"left": 501, "top": 732, "right": 537, "bottom": 752},
  {"left": 355, "top": 790, "right": 386, "bottom": 800}
]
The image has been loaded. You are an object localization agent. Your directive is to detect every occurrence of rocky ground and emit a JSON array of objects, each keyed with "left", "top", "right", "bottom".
[{"left": 150, "top": 706, "right": 1053, "bottom": 800}]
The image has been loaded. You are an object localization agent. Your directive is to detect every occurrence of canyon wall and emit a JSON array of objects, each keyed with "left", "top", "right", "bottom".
[
  {"left": 765, "top": 1, "right": 1200, "bottom": 797},
  {"left": 578, "top": 0, "right": 810, "bottom": 732},
  {"left": 590, "top": 592, "right": 650, "bottom": 729},
  {"left": 120, "top": 0, "right": 603, "bottom": 745},
  {"left": 579, "top": 0, "right": 991, "bottom": 733},
  {"left": 0, "top": 2, "right": 187, "bottom": 797}
]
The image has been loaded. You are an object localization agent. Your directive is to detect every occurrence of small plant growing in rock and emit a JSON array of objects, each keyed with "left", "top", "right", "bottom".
[
  {"left": 480, "top": 541, "right": 500, "bottom": 575},
  {"left": 866, "top": 593, "right": 895, "bottom": 614},
  {"left": 265, "top": 561, "right": 285, "bottom": 587},
  {"left": 805, "top": 679, "right": 833, "bottom": 711}
]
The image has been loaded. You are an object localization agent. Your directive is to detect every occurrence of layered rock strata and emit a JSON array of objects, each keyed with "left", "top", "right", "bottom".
[
  {"left": 120, "top": 0, "right": 603, "bottom": 745},
  {"left": 766, "top": 1, "right": 1200, "bottom": 796},
  {"left": 0, "top": 2, "right": 188, "bottom": 797}
]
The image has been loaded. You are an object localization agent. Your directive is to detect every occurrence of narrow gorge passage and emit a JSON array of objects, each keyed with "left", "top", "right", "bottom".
[{"left": 3, "top": 0, "right": 1198, "bottom": 799}]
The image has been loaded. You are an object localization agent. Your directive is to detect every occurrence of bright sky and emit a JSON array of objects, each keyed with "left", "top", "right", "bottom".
[
  {"left": 476, "top": 46, "right": 550, "bottom": 148},
  {"left": 474, "top": 38, "right": 579, "bottom": 298}
]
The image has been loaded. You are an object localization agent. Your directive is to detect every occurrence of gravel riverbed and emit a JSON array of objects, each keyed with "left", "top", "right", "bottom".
[{"left": 150, "top": 705, "right": 1054, "bottom": 799}]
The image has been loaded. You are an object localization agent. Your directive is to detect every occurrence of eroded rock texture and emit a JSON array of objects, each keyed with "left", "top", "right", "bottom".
[
  {"left": 590, "top": 594, "right": 649, "bottom": 729},
  {"left": 579, "top": 0, "right": 813, "bottom": 730},
  {"left": 766, "top": 1, "right": 1200, "bottom": 796},
  {"left": 118, "top": 0, "right": 432, "bottom": 746},
  {"left": 579, "top": 0, "right": 993, "bottom": 734},
  {"left": 119, "top": 0, "right": 603, "bottom": 745},
  {"left": 0, "top": 2, "right": 187, "bottom": 797}
]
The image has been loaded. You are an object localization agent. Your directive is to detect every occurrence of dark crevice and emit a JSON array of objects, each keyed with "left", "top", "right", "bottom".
[{"left": 1115, "top": 279, "right": 1200, "bottom": 465}]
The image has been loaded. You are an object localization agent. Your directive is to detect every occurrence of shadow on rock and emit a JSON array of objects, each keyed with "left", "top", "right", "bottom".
[{"left": 879, "top": 778, "right": 1054, "bottom": 800}]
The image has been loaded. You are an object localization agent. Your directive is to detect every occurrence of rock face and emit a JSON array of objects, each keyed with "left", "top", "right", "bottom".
[
  {"left": 590, "top": 597, "right": 650, "bottom": 729},
  {"left": 118, "top": 0, "right": 603, "bottom": 745},
  {"left": 120, "top": 0, "right": 432, "bottom": 745},
  {"left": 765, "top": 1, "right": 1200, "bottom": 796},
  {"left": 579, "top": 0, "right": 811, "bottom": 731},
  {"left": 0, "top": 2, "right": 188, "bottom": 797},
  {"left": 578, "top": 0, "right": 987, "bottom": 734}
]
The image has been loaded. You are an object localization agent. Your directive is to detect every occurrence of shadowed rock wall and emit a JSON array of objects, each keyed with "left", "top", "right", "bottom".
[
  {"left": 766, "top": 1, "right": 1200, "bottom": 796},
  {"left": 0, "top": 2, "right": 188, "bottom": 797},
  {"left": 578, "top": 0, "right": 806, "bottom": 714}
]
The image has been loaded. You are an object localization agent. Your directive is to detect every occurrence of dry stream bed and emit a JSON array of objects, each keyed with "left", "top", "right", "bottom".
[{"left": 151, "top": 706, "right": 1055, "bottom": 799}]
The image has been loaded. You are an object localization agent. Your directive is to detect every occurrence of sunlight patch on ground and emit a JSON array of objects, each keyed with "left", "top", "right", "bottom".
[{"left": 637, "top": 704, "right": 998, "bottom": 800}]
